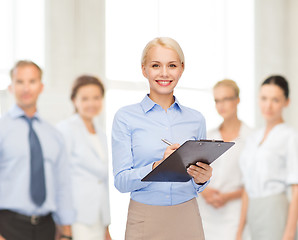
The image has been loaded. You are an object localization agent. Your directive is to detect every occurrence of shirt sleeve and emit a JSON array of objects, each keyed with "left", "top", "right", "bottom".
[
  {"left": 112, "top": 110, "right": 153, "bottom": 193},
  {"left": 56, "top": 123, "right": 73, "bottom": 165},
  {"left": 52, "top": 137, "right": 76, "bottom": 225}
]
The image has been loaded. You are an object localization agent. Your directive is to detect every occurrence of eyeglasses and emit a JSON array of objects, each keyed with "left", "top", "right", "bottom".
[{"left": 214, "top": 96, "right": 238, "bottom": 104}]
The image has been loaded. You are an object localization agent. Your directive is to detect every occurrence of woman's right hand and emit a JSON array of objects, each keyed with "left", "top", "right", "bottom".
[{"left": 153, "top": 143, "right": 180, "bottom": 169}]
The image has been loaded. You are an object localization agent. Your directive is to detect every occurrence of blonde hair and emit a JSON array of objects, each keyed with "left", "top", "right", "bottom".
[
  {"left": 213, "top": 79, "right": 240, "bottom": 97},
  {"left": 141, "top": 37, "right": 185, "bottom": 66}
]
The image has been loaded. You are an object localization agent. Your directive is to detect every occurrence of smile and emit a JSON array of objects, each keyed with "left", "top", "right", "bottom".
[{"left": 156, "top": 80, "right": 172, "bottom": 86}]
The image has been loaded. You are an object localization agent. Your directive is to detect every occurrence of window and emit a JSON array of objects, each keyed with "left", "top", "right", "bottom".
[
  {"left": 106, "top": 1, "right": 254, "bottom": 239},
  {"left": 0, "top": 1, "right": 14, "bottom": 91},
  {"left": 0, "top": 0, "right": 44, "bottom": 116},
  {"left": 106, "top": 0, "right": 255, "bottom": 127},
  {"left": 0, "top": 0, "right": 45, "bottom": 91}
]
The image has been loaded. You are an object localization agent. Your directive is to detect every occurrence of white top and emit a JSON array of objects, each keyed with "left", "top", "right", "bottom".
[
  {"left": 88, "top": 133, "right": 107, "bottom": 163},
  {"left": 197, "top": 122, "right": 251, "bottom": 240},
  {"left": 239, "top": 123, "right": 298, "bottom": 199}
]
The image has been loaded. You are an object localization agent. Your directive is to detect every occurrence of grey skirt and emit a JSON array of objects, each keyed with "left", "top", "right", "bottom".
[
  {"left": 125, "top": 198, "right": 205, "bottom": 240},
  {"left": 247, "top": 193, "right": 289, "bottom": 240}
]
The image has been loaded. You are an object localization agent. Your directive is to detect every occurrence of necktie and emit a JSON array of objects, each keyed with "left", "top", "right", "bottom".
[{"left": 23, "top": 116, "right": 46, "bottom": 206}]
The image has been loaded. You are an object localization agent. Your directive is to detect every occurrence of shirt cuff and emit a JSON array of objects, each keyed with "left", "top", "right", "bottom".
[
  {"left": 139, "top": 163, "right": 155, "bottom": 179},
  {"left": 192, "top": 179, "right": 210, "bottom": 193}
]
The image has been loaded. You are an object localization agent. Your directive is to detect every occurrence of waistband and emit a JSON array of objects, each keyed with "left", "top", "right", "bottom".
[{"left": 0, "top": 210, "right": 52, "bottom": 225}]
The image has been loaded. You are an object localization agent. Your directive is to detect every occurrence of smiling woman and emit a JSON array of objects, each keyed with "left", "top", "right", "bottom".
[
  {"left": 105, "top": 3, "right": 255, "bottom": 235},
  {"left": 112, "top": 37, "right": 212, "bottom": 240},
  {"left": 141, "top": 38, "right": 184, "bottom": 109}
]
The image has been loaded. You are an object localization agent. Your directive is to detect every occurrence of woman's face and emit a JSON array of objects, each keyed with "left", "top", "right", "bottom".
[
  {"left": 213, "top": 85, "right": 239, "bottom": 120},
  {"left": 73, "top": 84, "right": 104, "bottom": 120},
  {"left": 259, "top": 84, "right": 289, "bottom": 123},
  {"left": 142, "top": 45, "right": 184, "bottom": 98}
]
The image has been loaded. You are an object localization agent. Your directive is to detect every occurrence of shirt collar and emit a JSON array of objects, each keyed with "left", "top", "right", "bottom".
[
  {"left": 140, "top": 94, "right": 182, "bottom": 113},
  {"left": 9, "top": 104, "right": 41, "bottom": 121}
]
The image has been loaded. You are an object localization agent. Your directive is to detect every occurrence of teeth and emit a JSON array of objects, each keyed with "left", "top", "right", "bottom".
[{"left": 157, "top": 81, "right": 170, "bottom": 84}]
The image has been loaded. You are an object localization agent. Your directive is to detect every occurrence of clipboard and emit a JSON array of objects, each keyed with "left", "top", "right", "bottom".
[{"left": 141, "top": 140, "right": 235, "bottom": 182}]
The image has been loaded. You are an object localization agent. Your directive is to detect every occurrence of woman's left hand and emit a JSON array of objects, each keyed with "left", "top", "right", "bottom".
[{"left": 187, "top": 162, "right": 212, "bottom": 185}]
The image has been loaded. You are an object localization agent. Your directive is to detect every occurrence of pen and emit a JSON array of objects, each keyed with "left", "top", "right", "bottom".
[{"left": 161, "top": 138, "right": 173, "bottom": 146}]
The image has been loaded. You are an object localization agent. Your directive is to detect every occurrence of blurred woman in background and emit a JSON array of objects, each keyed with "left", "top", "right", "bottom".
[
  {"left": 236, "top": 75, "right": 298, "bottom": 240},
  {"left": 197, "top": 79, "right": 251, "bottom": 240},
  {"left": 57, "top": 75, "right": 111, "bottom": 240}
]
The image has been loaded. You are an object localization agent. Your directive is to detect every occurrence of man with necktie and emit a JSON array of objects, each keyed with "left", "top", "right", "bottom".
[{"left": 0, "top": 60, "right": 75, "bottom": 240}]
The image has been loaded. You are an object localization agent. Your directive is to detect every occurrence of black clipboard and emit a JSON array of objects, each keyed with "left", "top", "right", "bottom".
[{"left": 141, "top": 140, "right": 235, "bottom": 182}]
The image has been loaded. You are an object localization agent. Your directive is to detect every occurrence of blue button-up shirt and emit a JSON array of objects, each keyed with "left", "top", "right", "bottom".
[
  {"left": 112, "top": 95, "right": 209, "bottom": 206},
  {"left": 0, "top": 105, "right": 75, "bottom": 225}
]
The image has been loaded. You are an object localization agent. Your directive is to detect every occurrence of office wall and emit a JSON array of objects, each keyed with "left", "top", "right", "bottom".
[
  {"left": 285, "top": 0, "right": 298, "bottom": 130},
  {"left": 41, "top": 0, "right": 298, "bottom": 129},
  {"left": 41, "top": 0, "right": 106, "bottom": 125},
  {"left": 2, "top": 0, "right": 297, "bottom": 129},
  {"left": 255, "top": 0, "right": 298, "bottom": 129}
]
